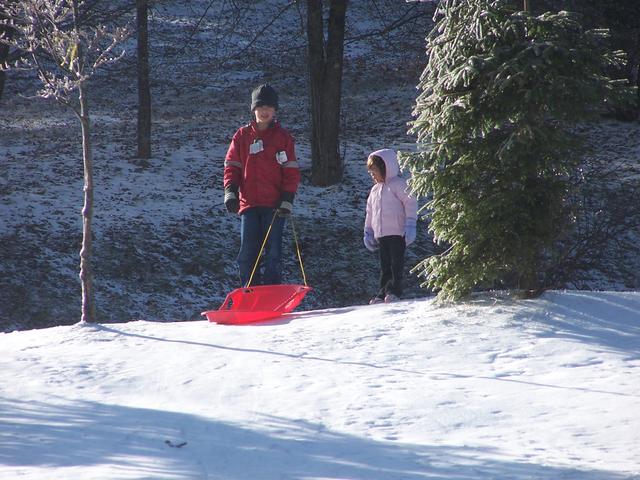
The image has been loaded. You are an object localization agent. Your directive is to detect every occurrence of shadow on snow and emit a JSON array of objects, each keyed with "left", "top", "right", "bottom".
[{"left": 0, "top": 396, "right": 631, "bottom": 480}]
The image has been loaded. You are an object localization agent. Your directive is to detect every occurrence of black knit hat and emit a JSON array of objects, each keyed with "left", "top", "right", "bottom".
[{"left": 250, "top": 84, "right": 278, "bottom": 111}]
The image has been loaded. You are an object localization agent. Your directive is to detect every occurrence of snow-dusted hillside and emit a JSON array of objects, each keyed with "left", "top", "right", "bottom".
[
  {"left": 0, "top": 1, "right": 435, "bottom": 330},
  {"left": 1, "top": 0, "right": 639, "bottom": 331},
  {"left": 1, "top": 291, "right": 639, "bottom": 479}
]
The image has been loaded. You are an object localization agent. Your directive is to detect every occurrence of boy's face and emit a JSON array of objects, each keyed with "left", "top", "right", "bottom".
[
  {"left": 254, "top": 105, "right": 276, "bottom": 125},
  {"left": 368, "top": 163, "right": 384, "bottom": 184}
]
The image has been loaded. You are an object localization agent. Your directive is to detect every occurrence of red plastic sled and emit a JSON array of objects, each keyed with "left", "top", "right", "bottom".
[{"left": 201, "top": 284, "right": 312, "bottom": 325}]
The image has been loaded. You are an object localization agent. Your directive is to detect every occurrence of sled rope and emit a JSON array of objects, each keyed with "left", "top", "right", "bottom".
[
  {"left": 290, "top": 215, "right": 308, "bottom": 287},
  {"left": 245, "top": 210, "right": 308, "bottom": 288},
  {"left": 246, "top": 210, "right": 278, "bottom": 288}
]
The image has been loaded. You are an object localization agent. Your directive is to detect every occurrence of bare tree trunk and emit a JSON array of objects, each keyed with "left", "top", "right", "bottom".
[
  {"left": 0, "top": 45, "right": 7, "bottom": 100},
  {"left": 523, "top": 0, "right": 530, "bottom": 12},
  {"left": 137, "top": 0, "right": 151, "bottom": 158},
  {"left": 307, "top": 0, "right": 347, "bottom": 186},
  {"left": 78, "top": 81, "right": 95, "bottom": 323},
  {"left": 69, "top": 0, "right": 95, "bottom": 323},
  {"left": 0, "top": 9, "right": 13, "bottom": 101}
]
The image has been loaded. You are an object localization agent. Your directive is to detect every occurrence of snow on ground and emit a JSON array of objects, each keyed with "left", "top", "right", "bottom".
[{"left": 1, "top": 291, "right": 639, "bottom": 479}]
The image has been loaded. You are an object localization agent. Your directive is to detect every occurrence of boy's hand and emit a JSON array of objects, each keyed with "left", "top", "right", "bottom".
[
  {"left": 277, "top": 192, "right": 295, "bottom": 217},
  {"left": 224, "top": 186, "right": 239, "bottom": 214},
  {"left": 277, "top": 200, "right": 292, "bottom": 217}
]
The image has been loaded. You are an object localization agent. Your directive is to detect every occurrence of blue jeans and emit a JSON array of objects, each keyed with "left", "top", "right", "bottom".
[{"left": 237, "top": 207, "right": 286, "bottom": 286}]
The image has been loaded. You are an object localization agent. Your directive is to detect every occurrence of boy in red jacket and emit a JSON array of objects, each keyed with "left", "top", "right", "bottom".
[{"left": 223, "top": 84, "right": 300, "bottom": 286}]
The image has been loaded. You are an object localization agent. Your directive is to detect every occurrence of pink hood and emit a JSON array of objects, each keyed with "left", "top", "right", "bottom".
[{"left": 365, "top": 149, "right": 417, "bottom": 238}]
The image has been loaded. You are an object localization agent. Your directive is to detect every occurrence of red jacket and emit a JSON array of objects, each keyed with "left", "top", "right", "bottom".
[{"left": 224, "top": 120, "right": 300, "bottom": 213}]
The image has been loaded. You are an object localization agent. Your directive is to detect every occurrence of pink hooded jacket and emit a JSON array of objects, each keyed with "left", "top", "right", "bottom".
[{"left": 365, "top": 149, "right": 418, "bottom": 239}]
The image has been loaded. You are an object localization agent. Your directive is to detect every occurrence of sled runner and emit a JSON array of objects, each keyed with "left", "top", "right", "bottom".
[{"left": 202, "top": 212, "right": 311, "bottom": 325}]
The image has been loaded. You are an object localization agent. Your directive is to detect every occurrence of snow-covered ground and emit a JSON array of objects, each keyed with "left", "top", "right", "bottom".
[{"left": 1, "top": 291, "right": 639, "bottom": 479}]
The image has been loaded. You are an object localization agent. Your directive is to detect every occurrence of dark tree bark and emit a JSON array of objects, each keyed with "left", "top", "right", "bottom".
[
  {"left": 137, "top": 0, "right": 151, "bottom": 158},
  {"left": 0, "top": 44, "right": 8, "bottom": 100},
  {"left": 307, "top": 0, "right": 347, "bottom": 186},
  {"left": 0, "top": 8, "right": 14, "bottom": 100}
]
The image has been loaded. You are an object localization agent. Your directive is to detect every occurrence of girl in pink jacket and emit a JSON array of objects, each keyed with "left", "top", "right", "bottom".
[{"left": 364, "top": 149, "right": 418, "bottom": 304}]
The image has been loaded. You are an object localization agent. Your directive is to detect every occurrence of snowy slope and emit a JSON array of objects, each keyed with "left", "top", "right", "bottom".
[{"left": 1, "top": 291, "right": 639, "bottom": 479}]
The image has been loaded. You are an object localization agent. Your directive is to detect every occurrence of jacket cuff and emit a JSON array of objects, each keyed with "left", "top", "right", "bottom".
[
  {"left": 280, "top": 191, "right": 295, "bottom": 204},
  {"left": 224, "top": 185, "right": 238, "bottom": 202}
]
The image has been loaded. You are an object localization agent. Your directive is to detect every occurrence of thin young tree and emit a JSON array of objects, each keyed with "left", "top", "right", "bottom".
[
  {"left": 307, "top": 0, "right": 347, "bottom": 186},
  {"left": 402, "top": 0, "right": 634, "bottom": 301},
  {"left": 1, "top": 0, "right": 127, "bottom": 322}
]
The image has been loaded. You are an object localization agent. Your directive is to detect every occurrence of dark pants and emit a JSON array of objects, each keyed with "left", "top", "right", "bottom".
[
  {"left": 377, "top": 235, "right": 406, "bottom": 298},
  {"left": 237, "top": 207, "right": 286, "bottom": 287}
]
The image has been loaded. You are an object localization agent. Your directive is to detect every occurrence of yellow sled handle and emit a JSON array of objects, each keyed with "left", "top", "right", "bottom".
[
  {"left": 245, "top": 210, "right": 308, "bottom": 288},
  {"left": 290, "top": 215, "right": 308, "bottom": 287}
]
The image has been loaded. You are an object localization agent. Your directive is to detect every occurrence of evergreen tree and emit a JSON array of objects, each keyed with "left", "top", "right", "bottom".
[{"left": 402, "top": 0, "right": 635, "bottom": 301}]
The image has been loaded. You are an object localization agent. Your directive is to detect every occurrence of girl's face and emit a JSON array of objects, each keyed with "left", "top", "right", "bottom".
[
  {"left": 368, "top": 162, "right": 384, "bottom": 184},
  {"left": 254, "top": 105, "right": 276, "bottom": 128}
]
